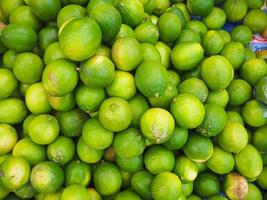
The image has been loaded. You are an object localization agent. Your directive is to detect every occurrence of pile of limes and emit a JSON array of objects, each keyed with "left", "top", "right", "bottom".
[{"left": 0, "top": 0, "right": 267, "bottom": 199}]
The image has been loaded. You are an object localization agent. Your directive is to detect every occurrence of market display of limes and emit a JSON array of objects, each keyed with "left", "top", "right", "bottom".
[{"left": 0, "top": 0, "right": 266, "bottom": 199}]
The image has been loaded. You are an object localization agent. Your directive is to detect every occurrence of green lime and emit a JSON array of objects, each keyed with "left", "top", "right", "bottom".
[
  {"left": 171, "top": 42, "right": 204, "bottom": 71},
  {"left": 223, "top": 172, "right": 248, "bottom": 200},
  {"left": 3, "top": 49, "right": 17, "bottom": 69},
  {"left": 19, "top": 82, "right": 31, "bottom": 97},
  {"left": 57, "top": 4, "right": 85, "bottom": 28},
  {"left": 25, "top": 82, "right": 52, "bottom": 114},
  {"left": 22, "top": 114, "right": 36, "bottom": 137},
  {"left": 163, "top": 126, "right": 188, "bottom": 150},
  {"left": 173, "top": 155, "right": 198, "bottom": 182},
  {"left": 244, "top": 48, "right": 256, "bottom": 61},
  {"left": 77, "top": 138, "right": 103, "bottom": 164},
  {"left": 187, "top": 0, "right": 213, "bottom": 16},
  {"left": 115, "top": 190, "right": 141, "bottom": 200},
  {"left": 255, "top": 76, "right": 267, "bottom": 105},
  {"left": 240, "top": 58, "right": 267, "bottom": 86},
  {"left": 206, "top": 89, "right": 229, "bottom": 108},
  {"left": 227, "top": 79, "right": 252, "bottom": 106},
  {"left": 183, "top": 134, "right": 213, "bottom": 162},
  {"left": 246, "top": 0, "right": 264, "bottom": 8},
  {"left": 187, "top": 194, "right": 202, "bottom": 200},
  {"left": 109, "top": 24, "right": 136, "bottom": 45},
  {"left": 131, "top": 170, "right": 153, "bottom": 200},
  {"left": 60, "top": 184, "right": 90, "bottom": 200},
  {"left": 0, "top": 156, "right": 30, "bottom": 190},
  {"left": 59, "top": 17, "right": 102, "bottom": 61},
  {"left": 86, "top": 0, "right": 117, "bottom": 14},
  {"left": 167, "top": 70, "right": 181, "bottom": 86},
  {"left": 12, "top": 138, "right": 46, "bottom": 165},
  {"left": 48, "top": 92, "right": 75, "bottom": 112},
  {"left": 0, "top": 68, "right": 18, "bottom": 100},
  {"left": 44, "top": 42, "right": 66, "bottom": 65},
  {"left": 164, "top": 6, "right": 186, "bottom": 28},
  {"left": 28, "top": 114, "right": 59, "bottom": 145},
  {"left": 135, "top": 22, "right": 159, "bottom": 44},
  {"left": 197, "top": 103, "right": 227, "bottom": 137},
  {"left": 93, "top": 162, "right": 122, "bottom": 196},
  {"left": 114, "top": 127, "right": 145, "bottom": 158},
  {"left": 208, "top": 195, "right": 228, "bottom": 200},
  {"left": 115, "top": 155, "right": 143, "bottom": 173},
  {"left": 177, "top": 29, "right": 201, "bottom": 44},
  {"left": 0, "top": 98, "right": 28, "bottom": 124},
  {"left": 217, "top": 121, "right": 248, "bottom": 153},
  {"left": 65, "top": 160, "right": 91, "bottom": 187},
  {"left": 201, "top": 55, "right": 234, "bottom": 91},
  {"left": 244, "top": 183, "right": 263, "bottom": 200},
  {"left": 1, "top": 23, "right": 37, "bottom": 52},
  {"left": 111, "top": 37, "right": 142, "bottom": 71},
  {"left": 99, "top": 97, "right": 132, "bottom": 132},
  {"left": 207, "top": 146, "right": 234, "bottom": 174},
  {"left": 223, "top": 0, "right": 248, "bottom": 22},
  {"left": 140, "top": 108, "right": 175, "bottom": 144},
  {"left": 179, "top": 78, "right": 208, "bottom": 103},
  {"left": 144, "top": 0, "right": 157, "bottom": 14},
  {"left": 194, "top": 172, "right": 220, "bottom": 198},
  {"left": 235, "top": 144, "right": 263, "bottom": 179},
  {"left": 226, "top": 111, "right": 244, "bottom": 125},
  {"left": 151, "top": 172, "right": 182, "bottom": 200},
  {"left": 186, "top": 20, "right": 207, "bottom": 36},
  {"left": 0, "top": 0, "right": 24, "bottom": 17},
  {"left": 242, "top": 100, "right": 267, "bottom": 127},
  {"left": 89, "top": 3, "right": 121, "bottom": 42},
  {"left": 42, "top": 58, "right": 78, "bottom": 96},
  {"left": 257, "top": 167, "right": 267, "bottom": 189},
  {"left": 116, "top": 0, "right": 144, "bottom": 27},
  {"left": 253, "top": 125, "right": 267, "bottom": 153},
  {"left": 182, "top": 182, "right": 193, "bottom": 196},
  {"left": 58, "top": 108, "right": 87, "bottom": 138},
  {"left": 171, "top": 94, "right": 205, "bottom": 129},
  {"left": 0, "top": 185, "right": 9, "bottom": 200},
  {"left": 135, "top": 60, "right": 168, "bottom": 98},
  {"left": 202, "top": 30, "right": 224, "bottom": 55},
  {"left": 196, "top": 162, "right": 207, "bottom": 173},
  {"left": 244, "top": 9, "right": 267, "bottom": 33},
  {"left": 218, "top": 30, "right": 231, "bottom": 45},
  {"left": 141, "top": 43, "right": 161, "bottom": 62},
  {"left": 0, "top": 124, "right": 17, "bottom": 155},
  {"left": 231, "top": 25, "right": 253, "bottom": 46},
  {"left": 120, "top": 169, "right": 133, "bottom": 188},
  {"left": 95, "top": 44, "right": 111, "bottom": 58},
  {"left": 221, "top": 42, "right": 246, "bottom": 70},
  {"left": 144, "top": 145, "right": 175, "bottom": 175},
  {"left": 88, "top": 188, "right": 102, "bottom": 200},
  {"left": 82, "top": 117, "right": 113, "bottom": 150},
  {"left": 106, "top": 71, "right": 136, "bottom": 100},
  {"left": 181, "top": 65, "right": 201, "bottom": 80},
  {"left": 202, "top": 7, "right": 226, "bottom": 29},
  {"left": 38, "top": 26, "right": 58, "bottom": 51},
  {"left": 14, "top": 182, "right": 36, "bottom": 199},
  {"left": 153, "top": 0, "right": 171, "bottom": 16},
  {"left": 155, "top": 41, "right": 171, "bottom": 68},
  {"left": 128, "top": 93, "right": 149, "bottom": 127}
]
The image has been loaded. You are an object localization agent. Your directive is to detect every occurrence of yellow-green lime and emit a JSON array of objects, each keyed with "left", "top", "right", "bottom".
[
  {"left": 131, "top": 170, "right": 153, "bottom": 199},
  {"left": 60, "top": 184, "right": 90, "bottom": 200},
  {"left": 253, "top": 125, "right": 267, "bottom": 153},
  {"left": 155, "top": 41, "right": 171, "bottom": 68},
  {"left": 186, "top": 20, "right": 207, "bottom": 36},
  {"left": 0, "top": 124, "right": 17, "bottom": 155},
  {"left": 48, "top": 92, "right": 75, "bottom": 112},
  {"left": 202, "top": 7, "right": 226, "bottom": 29},
  {"left": 141, "top": 43, "right": 161, "bottom": 62},
  {"left": 0, "top": 68, "right": 18, "bottom": 100},
  {"left": 244, "top": 183, "right": 263, "bottom": 200},
  {"left": 257, "top": 167, "right": 267, "bottom": 189},
  {"left": 135, "top": 22, "right": 159, "bottom": 44},
  {"left": 206, "top": 89, "right": 229, "bottom": 108},
  {"left": 163, "top": 126, "right": 188, "bottom": 150},
  {"left": 115, "top": 155, "right": 143, "bottom": 173},
  {"left": 243, "top": 9, "right": 267, "bottom": 33},
  {"left": 187, "top": 0, "right": 213, "bottom": 16},
  {"left": 177, "top": 29, "right": 201, "bottom": 44},
  {"left": 231, "top": 25, "right": 253, "bottom": 46},
  {"left": 115, "top": 190, "right": 141, "bottom": 200},
  {"left": 202, "top": 30, "right": 224, "bottom": 55},
  {"left": 43, "top": 42, "right": 66, "bottom": 65},
  {"left": 223, "top": 0, "right": 248, "bottom": 22}
]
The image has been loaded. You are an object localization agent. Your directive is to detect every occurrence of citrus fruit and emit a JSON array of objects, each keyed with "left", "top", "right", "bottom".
[
  {"left": 206, "top": 146, "right": 235, "bottom": 174},
  {"left": 135, "top": 60, "right": 168, "bottom": 98},
  {"left": 164, "top": 6, "right": 186, "bottom": 28},
  {"left": 86, "top": 0, "right": 115, "bottom": 14},
  {"left": 171, "top": 94, "right": 205, "bottom": 129},
  {"left": 3, "top": 49, "right": 17, "bottom": 69},
  {"left": 14, "top": 182, "right": 36, "bottom": 199},
  {"left": 243, "top": 9, "right": 267, "bottom": 33},
  {"left": 155, "top": 41, "right": 171, "bottom": 68},
  {"left": 202, "top": 30, "right": 224, "bottom": 55},
  {"left": 167, "top": 70, "right": 181, "bottom": 86},
  {"left": 194, "top": 172, "right": 221, "bottom": 198},
  {"left": 0, "top": 183, "right": 9, "bottom": 199},
  {"left": 226, "top": 111, "right": 244, "bottom": 125},
  {"left": 106, "top": 71, "right": 136, "bottom": 100},
  {"left": 218, "top": 30, "right": 231, "bottom": 45},
  {"left": 217, "top": 122, "right": 248, "bottom": 153},
  {"left": 206, "top": 89, "right": 229, "bottom": 108},
  {"left": 140, "top": 108, "right": 175, "bottom": 144},
  {"left": 111, "top": 37, "right": 142, "bottom": 71},
  {"left": 48, "top": 92, "right": 75, "bottom": 112},
  {"left": 257, "top": 167, "right": 267, "bottom": 189},
  {"left": 109, "top": 24, "right": 136, "bottom": 45},
  {"left": 163, "top": 126, "right": 188, "bottom": 150},
  {"left": 12, "top": 138, "right": 46, "bottom": 165},
  {"left": 57, "top": 108, "right": 87, "bottom": 138},
  {"left": 89, "top": 3, "right": 122, "bottom": 42},
  {"left": 244, "top": 183, "right": 263, "bottom": 200},
  {"left": 197, "top": 103, "right": 227, "bottom": 137},
  {"left": 187, "top": 194, "right": 202, "bottom": 200},
  {"left": 151, "top": 172, "right": 182, "bottom": 200},
  {"left": 95, "top": 44, "right": 111, "bottom": 58},
  {"left": 182, "top": 182, "right": 193, "bottom": 196},
  {"left": 153, "top": 0, "right": 171, "bottom": 16},
  {"left": 144, "top": 145, "right": 175, "bottom": 174},
  {"left": 116, "top": 0, "right": 144, "bottom": 27},
  {"left": 231, "top": 25, "right": 253, "bottom": 46},
  {"left": 201, "top": 55, "right": 234, "bottom": 91},
  {"left": 241, "top": 100, "right": 267, "bottom": 127},
  {"left": 177, "top": 29, "right": 201, "bottom": 44},
  {"left": 59, "top": 17, "right": 102, "bottom": 61},
  {"left": 88, "top": 188, "right": 102, "bottom": 200},
  {"left": 220, "top": 42, "right": 246, "bottom": 70},
  {"left": 0, "top": 69, "right": 18, "bottom": 100},
  {"left": 253, "top": 125, "right": 267, "bottom": 153},
  {"left": 186, "top": 20, "right": 207, "bottom": 36},
  {"left": 234, "top": 144, "right": 263, "bottom": 180},
  {"left": 114, "top": 127, "right": 145, "bottom": 158},
  {"left": 37, "top": 26, "right": 58, "bottom": 51},
  {"left": 223, "top": 0, "right": 248, "bottom": 22},
  {"left": 131, "top": 170, "right": 153, "bottom": 199},
  {"left": 135, "top": 22, "right": 159, "bottom": 44},
  {"left": 77, "top": 138, "right": 103, "bottom": 164},
  {"left": 255, "top": 76, "right": 267, "bottom": 105},
  {"left": 245, "top": 48, "right": 256, "bottom": 61},
  {"left": 183, "top": 134, "right": 213, "bottom": 162},
  {"left": 171, "top": 42, "right": 204, "bottom": 71},
  {"left": 25, "top": 82, "right": 52, "bottom": 114},
  {"left": 115, "top": 155, "right": 143, "bottom": 173},
  {"left": 202, "top": 7, "right": 226, "bottom": 29},
  {"left": 223, "top": 172, "right": 248, "bottom": 200},
  {"left": 178, "top": 78, "right": 209, "bottom": 103},
  {"left": 28, "top": 114, "right": 59, "bottom": 145},
  {"left": 98, "top": 97, "right": 132, "bottom": 132},
  {"left": 115, "top": 190, "right": 141, "bottom": 200},
  {"left": 43, "top": 42, "right": 65, "bottom": 65},
  {"left": 144, "top": 0, "right": 157, "bottom": 14},
  {"left": 60, "top": 184, "right": 90, "bottom": 200},
  {"left": 187, "top": 0, "right": 213, "bottom": 16},
  {"left": 0, "top": 156, "right": 30, "bottom": 190},
  {"left": 22, "top": 114, "right": 36, "bottom": 137},
  {"left": 141, "top": 43, "right": 161, "bottom": 62},
  {"left": 0, "top": 98, "right": 28, "bottom": 124},
  {"left": 0, "top": 124, "right": 17, "bottom": 155},
  {"left": 93, "top": 162, "right": 122, "bottom": 195},
  {"left": 173, "top": 155, "right": 198, "bottom": 182},
  {"left": 0, "top": 0, "right": 24, "bottom": 18}
]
